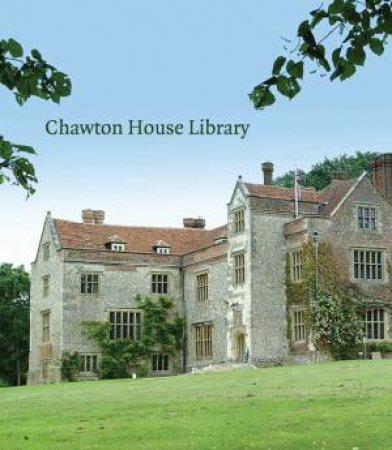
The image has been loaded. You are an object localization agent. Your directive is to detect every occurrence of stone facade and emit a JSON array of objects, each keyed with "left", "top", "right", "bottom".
[{"left": 28, "top": 154, "right": 392, "bottom": 384}]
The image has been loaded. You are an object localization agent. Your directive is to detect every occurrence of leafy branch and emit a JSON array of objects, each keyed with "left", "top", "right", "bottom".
[
  {"left": 250, "top": 0, "right": 392, "bottom": 108},
  {"left": 0, "top": 38, "right": 72, "bottom": 196}
]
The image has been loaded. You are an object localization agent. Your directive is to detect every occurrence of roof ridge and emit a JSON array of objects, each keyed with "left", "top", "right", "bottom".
[{"left": 54, "top": 218, "right": 225, "bottom": 233}]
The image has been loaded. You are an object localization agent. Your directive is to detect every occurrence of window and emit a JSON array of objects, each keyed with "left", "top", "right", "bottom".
[
  {"left": 42, "top": 242, "right": 51, "bottom": 261},
  {"left": 194, "top": 323, "right": 213, "bottom": 359},
  {"left": 151, "top": 274, "right": 168, "bottom": 294},
  {"left": 42, "top": 311, "right": 50, "bottom": 343},
  {"left": 109, "top": 310, "right": 142, "bottom": 340},
  {"left": 293, "top": 310, "right": 306, "bottom": 342},
  {"left": 111, "top": 243, "right": 125, "bottom": 252},
  {"left": 156, "top": 247, "right": 170, "bottom": 254},
  {"left": 234, "top": 253, "right": 245, "bottom": 285},
  {"left": 353, "top": 250, "right": 383, "bottom": 280},
  {"left": 358, "top": 206, "right": 376, "bottom": 230},
  {"left": 81, "top": 273, "right": 99, "bottom": 294},
  {"left": 233, "top": 208, "right": 245, "bottom": 233},
  {"left": 42, "top": 275, "right": 50, "bottom": 297},
  {"left": 364, "top": 308, "right": 385, "bottom": 340},
  {"left": 291, "top": 250, "right": 303, "bottom": 282},
  {"left": 152, "top": 354, "right": 169, "bottom": 372},
  {"left": 79, "top": 354, "right": 98, "bottom": 373},
  {"left": 196, "top": 273, "right": 208, "bottom": 301}
]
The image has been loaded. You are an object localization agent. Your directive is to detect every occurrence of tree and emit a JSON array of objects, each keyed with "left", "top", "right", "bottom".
[
  {"left": 274, "top": 151, "right": 378, "bottom": 190},
  {"left": 0, "top": 264, "right": 30, "bottom": 386},
  {"left": 0, "top": 38, "right": 71, "bottom": 195},
  {"left": 250, "top": 0, "right": 392, "bottom": 109}
]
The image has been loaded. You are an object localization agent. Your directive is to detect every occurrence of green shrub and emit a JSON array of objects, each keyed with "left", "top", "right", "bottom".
[{"left": 61, "top": 352, "right": 80, "bottom": 381}]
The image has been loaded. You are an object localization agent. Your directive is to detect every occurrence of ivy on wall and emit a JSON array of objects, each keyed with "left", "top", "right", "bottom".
[
  {"left": 80, "top": 295, "right": 185, "bottom": 379},
  {"left": 286, "top": 240, "right": 366, "bottom": 358}
]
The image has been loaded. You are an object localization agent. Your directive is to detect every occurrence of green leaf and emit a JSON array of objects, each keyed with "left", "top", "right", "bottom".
[
  {"left": 249, "top": 86, "right": 276, "bottom": 109},
  {"left": 347, "top": 46, "right": 366, "bottom": 66},
  {"left": 14, "top": 145, "right": 36, "bottom": 154},
  {"left": 0, "top": 141, "right": 13, "bottom": 159},
  {"left": 332, "top": 48, "right": 342, "bottom": 67},
  {"left": 369, "top": 38, "right": 384, "bottom": 56},
  {"left": 31, "top": 49, "right": 43, "bottom": 62},
  {"left": 7, "top": 38, "right": 23, "bottom": 58},
  {"left": 328, "top": 0, "right": 344, "bottom": 14},
  {"left": 340, "top": 61, "right": 356, "bottom": 81},
  {"left": 272, "top": 56, "right": 286, "bottom": 76},
  {"left": 286, "top": 60, "right": 304, "bottom": 79}
]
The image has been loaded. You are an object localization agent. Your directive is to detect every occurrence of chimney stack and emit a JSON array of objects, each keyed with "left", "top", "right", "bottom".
[
  {"left": 262, "top": 162, "right": 274, "bottom": 185},
  {"left": 183, "top": 217, "right": 206, "bottom": 229},
  {"left": 373, "top": 153, "right": 392, "bottom": 204},
  {"left": 82, "top": 209, "right": 105, "bottom": 224}
]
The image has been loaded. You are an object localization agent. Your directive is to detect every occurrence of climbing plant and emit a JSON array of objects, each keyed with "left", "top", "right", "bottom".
[
  {"left": 82, "top": 295, "right": 185, "bottom": 379},
  {"left": 286, "top": 240, "right": 366, "bottom": 358},
  {"left": 60, "top": 351, "right": 80, "bottom": 381}
]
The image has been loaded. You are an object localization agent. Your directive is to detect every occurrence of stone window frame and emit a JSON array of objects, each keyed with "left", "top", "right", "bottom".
[
  {"left": 195, "top": 271, "right": 209, "bottom": 302},
  {"left": 232, "top": 208, "right": 245, "bottom": 234},
  {"left": 109, "top": 309, "right": 143, "bottom": 341},
  {"left": 193, "top": 322, "right": 213, "bottom": 360},
  {"left": 364, "top": 306, "right": 387, "bottom": 340},
  {"left": 353, "top": 202, "right": 381, "bottom": 233},
  {"left": 151, "top": 353, "right": 169, "bottom": 372},
  {"left": 351, "top": 248, "right": 386, "bottom": 282},
  {"left": 80, "top": 273, "right": 100, "bottom": 295},
  {"left": 79, "top": 354, "right": 99, "bottom": 374},
  {"left": 292, "top": 308, "right": 307, "bottom": 343},
  {"left": 42, "top": 310, "right": 51, "bottom": 343},
  {"left": 42, "top": 275, "right": 50, "bottom": 297},
  {"left": 290, "top": 249, "right": 303, "bottom": 283},
  {"left": 151, "top": 273, "right": 169, "bottom": 295},
  {"left": 233, "top": 252, "right": 246, "bottom": 286},
  {"left": 42, "top": 241, "right": 51, "bottom": 261}
]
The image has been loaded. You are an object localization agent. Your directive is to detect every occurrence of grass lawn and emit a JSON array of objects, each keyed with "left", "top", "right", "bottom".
[{"left": 1, "top": 360, "right": 392, "bottom": 449}]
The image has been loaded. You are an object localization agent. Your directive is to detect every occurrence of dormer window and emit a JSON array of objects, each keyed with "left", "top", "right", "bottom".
[
  {"left": 153, "top": 240, "right": 171, "bottom": 255},
  {"left": 214, "top": 235, "right": 228, "bottom": 245},
  {"left": 105, "top": 235, "right": 125, "bottom": 252},
  {"left": 111, "top": 243, "right": 125, "bottom": 252}
]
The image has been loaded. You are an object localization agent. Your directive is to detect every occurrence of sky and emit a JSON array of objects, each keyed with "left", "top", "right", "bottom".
[{"left": 1, "top": 1, "right": 391, "bottom": 268}]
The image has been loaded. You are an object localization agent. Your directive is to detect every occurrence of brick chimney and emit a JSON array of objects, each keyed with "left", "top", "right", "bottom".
[
  {"left": 262, "top": 162, "right": 273, "bottom": 185},
  {"left": 82, "top": 209, "right": 105, "bottom": 224},
  {"left": 373, "top": 153, "right": 392, "bottom": 204},
  {"left": 183, "top": 217, "right": 206, "bottom": 229}
]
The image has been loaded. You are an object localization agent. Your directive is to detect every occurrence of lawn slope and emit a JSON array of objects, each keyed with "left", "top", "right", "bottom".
[{"left": 1, "top": 360, "right": 392, "bottom": 449}]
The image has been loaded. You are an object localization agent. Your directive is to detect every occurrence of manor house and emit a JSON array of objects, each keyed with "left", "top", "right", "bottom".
[{"left": 28, "top": 154, "right": 392, "bottom": 384}]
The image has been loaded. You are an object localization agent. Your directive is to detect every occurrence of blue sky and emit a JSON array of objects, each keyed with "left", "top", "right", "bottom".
[{"left": 1, "top": 1, "right": 391, "bottom": 267}]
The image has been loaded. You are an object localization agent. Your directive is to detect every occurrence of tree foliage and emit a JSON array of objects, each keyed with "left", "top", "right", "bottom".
[
  {"left": 275, "top": 151, "right": 378, "bottom": 190},
  {"left": 0, "top": 38, "right": 71, "bottom": 195},
  {"left": 250, "top": 0, "right": 392, "bottom": 109},
  {"left": 0, "top": 263, "right": 30, "bottom": 386}
]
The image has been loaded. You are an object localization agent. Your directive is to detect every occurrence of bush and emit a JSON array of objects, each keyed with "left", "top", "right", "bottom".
[{"left": 61, "top": 352, "right": 80, "bottom": 381}]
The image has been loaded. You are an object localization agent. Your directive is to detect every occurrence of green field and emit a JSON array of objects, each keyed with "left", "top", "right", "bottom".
[{"left": 1, "top": 361, "right": 392, "bottom": 449}]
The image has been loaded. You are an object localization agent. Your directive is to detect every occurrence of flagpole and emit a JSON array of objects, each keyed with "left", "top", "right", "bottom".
[{"left": 294, "top": 167, "right": 299, "bottom": 219}]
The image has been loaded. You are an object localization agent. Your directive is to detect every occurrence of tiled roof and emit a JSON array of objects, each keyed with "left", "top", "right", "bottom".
[
  {"left": 54, "top": 220, "right": 227, "bottom": 255},
  {"left": 245, "top": 178, "right": 358, "bottom": 216},
  {"left": 318, "top": 178, "right": 357, "bottom": 216},
  {"left": 244, "top": 183, "right": 319, "bottom": 202}
]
